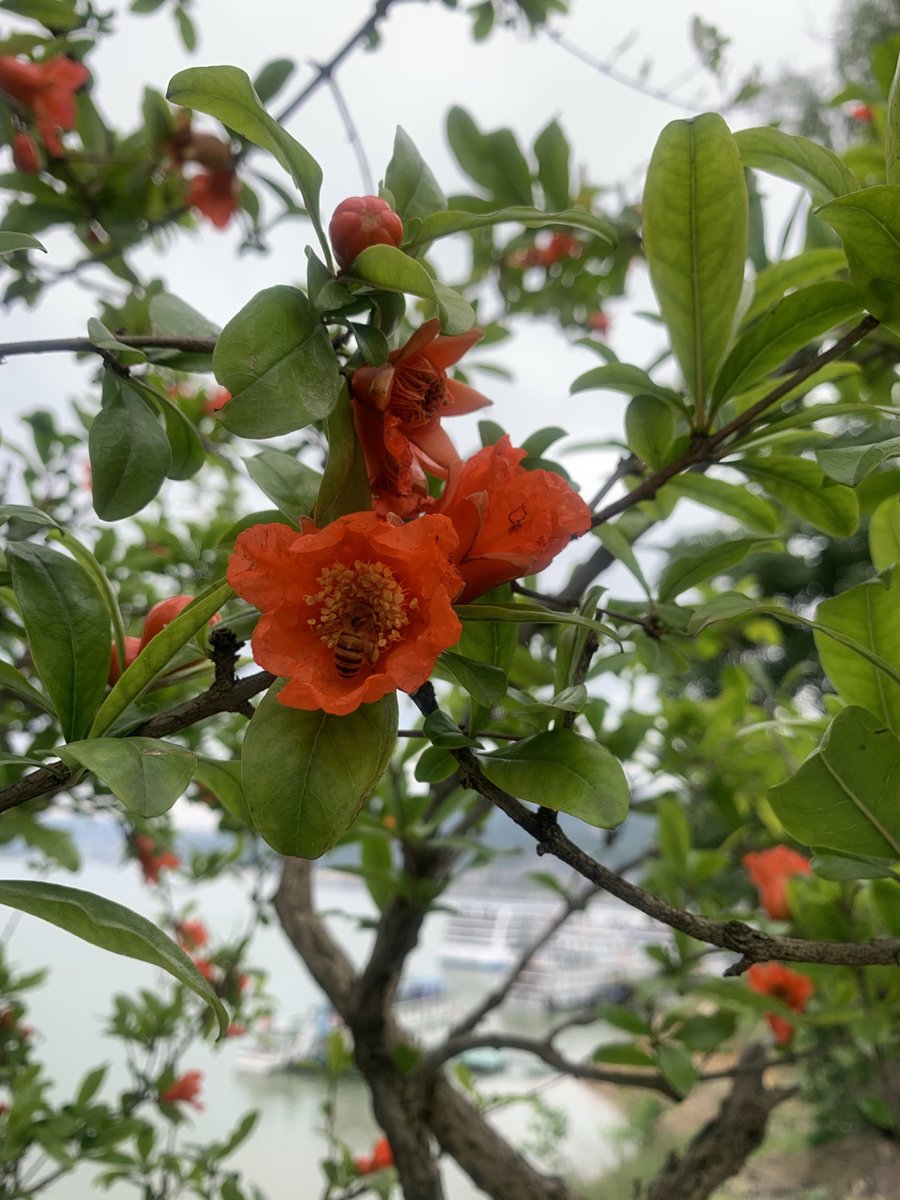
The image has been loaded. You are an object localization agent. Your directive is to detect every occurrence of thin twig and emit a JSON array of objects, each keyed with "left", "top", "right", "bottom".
[
  {"left": 0, "top": 335, "right": 217, "bottom": 361},
  {"left": 326, "top": 74, "right": 374, "bottom": 194}
]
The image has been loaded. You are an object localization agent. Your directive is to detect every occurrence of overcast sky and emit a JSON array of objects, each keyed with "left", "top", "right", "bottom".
[{"left": 3, "top": 0, "right": 842, "bottom": 508}]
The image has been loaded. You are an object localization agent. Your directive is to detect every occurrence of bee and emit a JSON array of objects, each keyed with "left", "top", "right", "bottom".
[{"left": 332, "top": 600, "right": 382, "bottom": 678}]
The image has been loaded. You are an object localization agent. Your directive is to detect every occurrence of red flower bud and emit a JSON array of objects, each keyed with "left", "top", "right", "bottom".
[
  {"left": 12, "top": 131, "right": 41, "bottom": 174},
  {"left": 329, "top": 195, "right": 403, "bottom": 269},
  {"left": 108, "top": 636, "right": 141, "bottom": 684}
]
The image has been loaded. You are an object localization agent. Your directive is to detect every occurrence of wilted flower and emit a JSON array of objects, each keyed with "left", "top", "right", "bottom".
[
  {"left": 227, "top": 513, "right": 463, "bottom": 716},
  {"left": 432, "top": 435, "right": 592, "bottom": 602},
  {"left": 743, "top": 845, "right": 811, "bottom": 921},
  {"left": 747, "top": 962, "right": 814, "bottom": 1045}
]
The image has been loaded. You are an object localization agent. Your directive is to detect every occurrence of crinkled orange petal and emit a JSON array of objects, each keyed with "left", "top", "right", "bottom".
[{"left": 226, "top": 522, "right": 307, "bottom": 611}]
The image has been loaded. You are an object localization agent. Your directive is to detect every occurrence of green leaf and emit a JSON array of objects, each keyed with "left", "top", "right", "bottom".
[
  {"left": 592, "top": 1042, "right": 655, "bottom": 1068},
  {"left": 126, "top": 377, "right": 206, "bottom": 482},
  {"left": 593, "top": 525, "right": 651, "bottom": 597},
  {"left": 712, "top": 282, "right": 863, "bottom": 409},
  {"left": 6, "top": 542, "right": 109, "bottom": 741},
  {"left": 869, "top": 495, "right": 900, "bottom": 569},
  {"left": 656, "top": 1043, "right": 696, "bottom": 1097},
  {"left": 446, "top": 107, "right": 533, "bottom": 207},
  {"left": 194, "top": 757, "right": 252, "bottom": 825},
  {"left": 433, "top": 280, "right": 477, "bottom": 335},
  {"left": 87, "top": 318, "right": 147, "bottom": 365},
  {"left": 817, "top": 186, "right": 900, "bottom": 332},
  {"left": 384, "top": 126, "right": 447, "bottom": 224},
  {"left": 735, "top": 127, "right": 858, "bottom": 204},
  {"left": 569, "top": 363, "right": 683, "bottom": 410},
  {"left": 0, "top": 231, "right": 46, "bottom": 255},
  {"left": 92, "top": 581, "right": 232, "bottom": 737},
  {"left": 348, "top": 321, "right": 390, "bottom": 366},
  {"left": 313, "top": 382, "right": 371, "bottom": 525},
  {"left": 410, "top": 205, "right": 616, "bottom": 251},
  {"left": 769, "top": 707, "right": 900, "bottom": 860},
  {"left": 244, "top": 450, "right": 321, "bottom": 520},
  {"left": 423, "top": 710, "right": 478, "bottom": 749},
  {"left": 0, "top": 0, "right": 80, "bottom": 29},
  {"left": 89, "top": 382, "right": 172, "bottom": 520},
  {"left": 0, "top": 504, "right": 59, "bottom": 529},
  {"left": 816, "top": 436, "right": 900, "bottom": 487},
  {"left": 414, "top": 745, "right": 457, "bottom": 784},
  {"left": 214, "top": 286, "right": 340, "bottom": 438},
  {"left": 348, "top": 244, "right": 435, "bottom": 301},
  {"left": 625, "top": 394, "right": 674, "bottom": 469},
  {"left": 0, "top": 658, "right": 55, "bottom": 714},
  {"left": 436, "top": 650, "right": 508, "bottom": 706},
  {"left": 242, "top": 684, "right": 397, "bottom": 857},
  {"left": 745, "top": 248, "right": 850, "bottom": 323},
  {"left": 61, "top": 738, "right": 196, "bottom": 818},
  {"left": 814, "top": 568, "right": 900, "bottom": 734},
  {"left": 149, "top": 291, "right": 220, "bottom": 340},
  {"left": 166, "top": 66, "right": 327, "bottom": 258},
  {"left": 888, "top": 53, "right": 900, "bottom": 186},
  {"left": 643, "top": 113, "right": 748, "bottom": 412},
  {"left": 252, "top": 58, "right": 294, "bottom": 106},
  {"left": 733, "top": 457, "right": 859, "bottom": 537},
  {"left": 659, "top": 474, "right": 778, "bottom": 533},
  {"left": 810, "top": 851, "right": 899, "bottom": 881},
  {"left": 0, "top": 880, "right": 228, "bottom": 1036},
  {"left": 477, "top": 729, "right": 629, "bottom": 829},
  {"left": 534, "top": 120, "right": 571, "bottom": 212},
  {"left": 657, "top": 537, "right": 778, "bottom": 602}
]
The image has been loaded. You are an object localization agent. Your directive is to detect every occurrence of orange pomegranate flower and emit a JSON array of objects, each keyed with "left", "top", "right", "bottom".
[
  {"left": 0, "top": 56, "right": 89, "bottom": 156},
  {"left": 175, "top": 918, "right": 209, "bottom": 952},
  {"left": 133, "top": 834, "right": 180, "bottom": 885},
  {"left": 355, "top": 1135, "right": 394, "bottom": 1175},
  {"left": 743, "top": 845, "right": 811, "bottom": 921},
  {"left": 747, "top": 962, "right": 814, "bottom": 1046},
  {"left": 159, "top": 1069, "right": 204, "bottom": 1110},
  {"left": 351, "top": 319, "right": 491, "bottom": 513},
  {"left": 186, "top": 168, "right": 240, "bottom": 229},
  {"left": 227, "top": 512, "right": 463, "bottom": 716},
  {"left": 432, "top": 435, "right": 592, "bottom": 603}
]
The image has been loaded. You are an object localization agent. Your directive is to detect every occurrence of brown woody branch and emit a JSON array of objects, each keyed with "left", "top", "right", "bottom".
[
  {"left": 590, "top": 314, "right": 880, "bottom": 529},
  {"left": 409, "top": 685, "right": 900, "bottom": 972}
]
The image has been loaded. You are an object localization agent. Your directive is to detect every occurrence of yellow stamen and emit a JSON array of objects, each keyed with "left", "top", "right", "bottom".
[{"left": 305, "top": 560, "right": 412, "bottom": 663}]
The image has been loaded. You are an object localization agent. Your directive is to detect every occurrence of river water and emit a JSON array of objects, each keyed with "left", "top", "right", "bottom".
[{"left": 0, "top": 854, "right": 625, "bottom": 1198}]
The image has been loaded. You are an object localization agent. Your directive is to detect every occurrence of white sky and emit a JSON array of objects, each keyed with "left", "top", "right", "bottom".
[{"left": 2, "top": 0, "right": 841, "bottom": 512}]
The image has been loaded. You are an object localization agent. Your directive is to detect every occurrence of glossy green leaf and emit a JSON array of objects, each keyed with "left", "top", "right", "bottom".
[
  {"left": 625, "top": 394, "right": 674, "bottom": 469},
  {"left": 657, "top": 537, "right": 777, "bottom": 602},
  {"left": 92, "top": 581, "right": 232, "bottom": 737},
  {"left": 348, "top": 245, "right": 435, "bottom": 301},
  {"left": 348, "top": 321, "right": 389, "bottom": 367},
  {"left": 570, "top": 363, "right": 683, "bottom": 410},
  {"left": 0, "top": 659, "right": 55, "bottom": 714},
  {"left": 0, "top": 880, "right": 228, "bottom": 1036},
  {"left": 194, "top": 757, "right": 252, "bottom": 825},
  {"left": 745, "top": 248, "right": 849, "bottom": 323},
  {"left": 0, "top": 504, "right": 59, "bottom": 529},
  {"left": 816, "top": 436, "right": 900, "bottom": 487},
  {"left": 384, "top": 126, "right": 447, "bottom": 224},
  {"left": 712, "top": 282, "right": 863, "bottom": 409},
  {"left": 214, "top": 286, "right": 340, "bottom": 438},
  {"left": 61, "top": 738, "right": 196, "bottom": 817},
  {"left": 769, "top": 707, "right": 900, "bottom": 860},
  {"left": 733, "top": 457, "right": 859, "bottom": 537},
  {"left": 7, "top": 542, "right": 109, "bottom": 741},
  {"left": 87, "top": 318, "right": 147, "bottom": 365},
  {"left": 888, "top": 52, "right": 900, "bottom": 186},
  {"left": 643, "top": 113, "right": 748, "bottom": 411},
  {"left": 593, "top": 525, "right": 651, "bottom": 596},
  {"left": 811, "top": 851, "right": 900, "bottom": 881},
  {"left": 446, "top": 107, "right": 533, "bottom": 206},
  {"left": 242, "top": 683, "right": 398, "bottom": 857},
  {"left": 244, "top": 450, "right": 321, "bottom": 520},
  {"left": 126, "top": 377, "right": 206, "bottom": 482},
  {"left": 814, "top": 568, "right": 900, "bottom": 734},
  {"left": 423, "top": 710, "right": 478, "bottom": 749},
  {"left": 660, "top": 474, "right": 778, "bottom": 533},
  {"left": 477, "top": 729, "right": 629, "bottom": 830},
  {"left": 252, "top": 58, "right": 294, "bottom": 106},
  {"left": 534, "top": 119, "right": 571, "bottom": 211},
  {"left": 0, "top": 231, "right": 47, "bottom": 255},
  {"left": 166, "top": 66, "right": 326, "bottom": 256},
  {"left": 869, "top": 495, "right": 900, "bottom": 569},
  {"left": 817, "top": 186, "right": 900, "bottom": 332},
  {"left": 414, "top": 745, "right": 457, "bottom": 784},
  {"left": 433, "top": 281, "right": 477, "bottom": 335},
  {"left": 735, "top": 127, "right": 858, "bottom": 203},
  {"left": 409, "top": 205, "right": 616, "bottom": 251},
  {"left": 313, "top": 382, "right": 371, "bottom": 525},
  {"left": 437, "top": 650, "right": 508, "bottom": 707},
  {"left": 89, "top": 382, "right": 172, "bottom": 520}
]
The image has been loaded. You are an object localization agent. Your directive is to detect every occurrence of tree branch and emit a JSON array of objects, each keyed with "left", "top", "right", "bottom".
[{"left": 0, "top": 335, "right": 217, "bottom": 361}]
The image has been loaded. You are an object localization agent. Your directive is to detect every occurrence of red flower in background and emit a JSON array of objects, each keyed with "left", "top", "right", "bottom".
[
  {"left": 850, "top": 103, "right": 874, "bottom": 122},
  {"left": 329, "top": 195, "right": 404, "bottom": 269},
  {"left": 176, "top": 918, "right": 209, "bottom": 952},
  {"left": 352, "top": 320, "right": 491, "bottom": 515},
  {"left": 192, "top": 957, "right": 218, "bottom": 983},
  {"left": 0, "top": 56, "right": 89, "bottom": 156},
  {"left": 432, "top": 436, "right": 592, "bottom": 602},
  {"left": 204, "top": 387, "right": 231, "bottom": 415},
  {"left": 139, "top": 595, "right": 221, "bottom": 650},
  {"left": 12, "top": 131, "right": 41, "bottom": 173},
  {"left": 743, "top": 845, "right": 811, "bottom": 920},
  {"left": 159, "top": 1070, "right": 204, "bottom": 1110},
  {"left": 108, "top": 636, "right": 141, "bottom": 684},
  {"left": 134, "top": 834, "right": 180, "bottom": 885},
  {"left": 747, "top": 962, "right": 814, "bottom": 1045},
  {"left": 226, "top": 513, "right": 463, "bottom": 715},
  {"left": 187, "top": 168, "right": 240, "bottom": 229},
  {"left": 587, "top": 310, "right": 610, "bottom": 338},
  {"left": 355, "top": 1136, "right": 394, "bottom": 1175}
]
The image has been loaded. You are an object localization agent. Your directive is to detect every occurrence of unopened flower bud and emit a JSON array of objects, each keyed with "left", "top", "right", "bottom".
[
  {"left": 12, "top": 131, "right": 41, "bottom": 174},
  {"left": 329, "top": 195, "right": 403, "bottom": 269}
]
